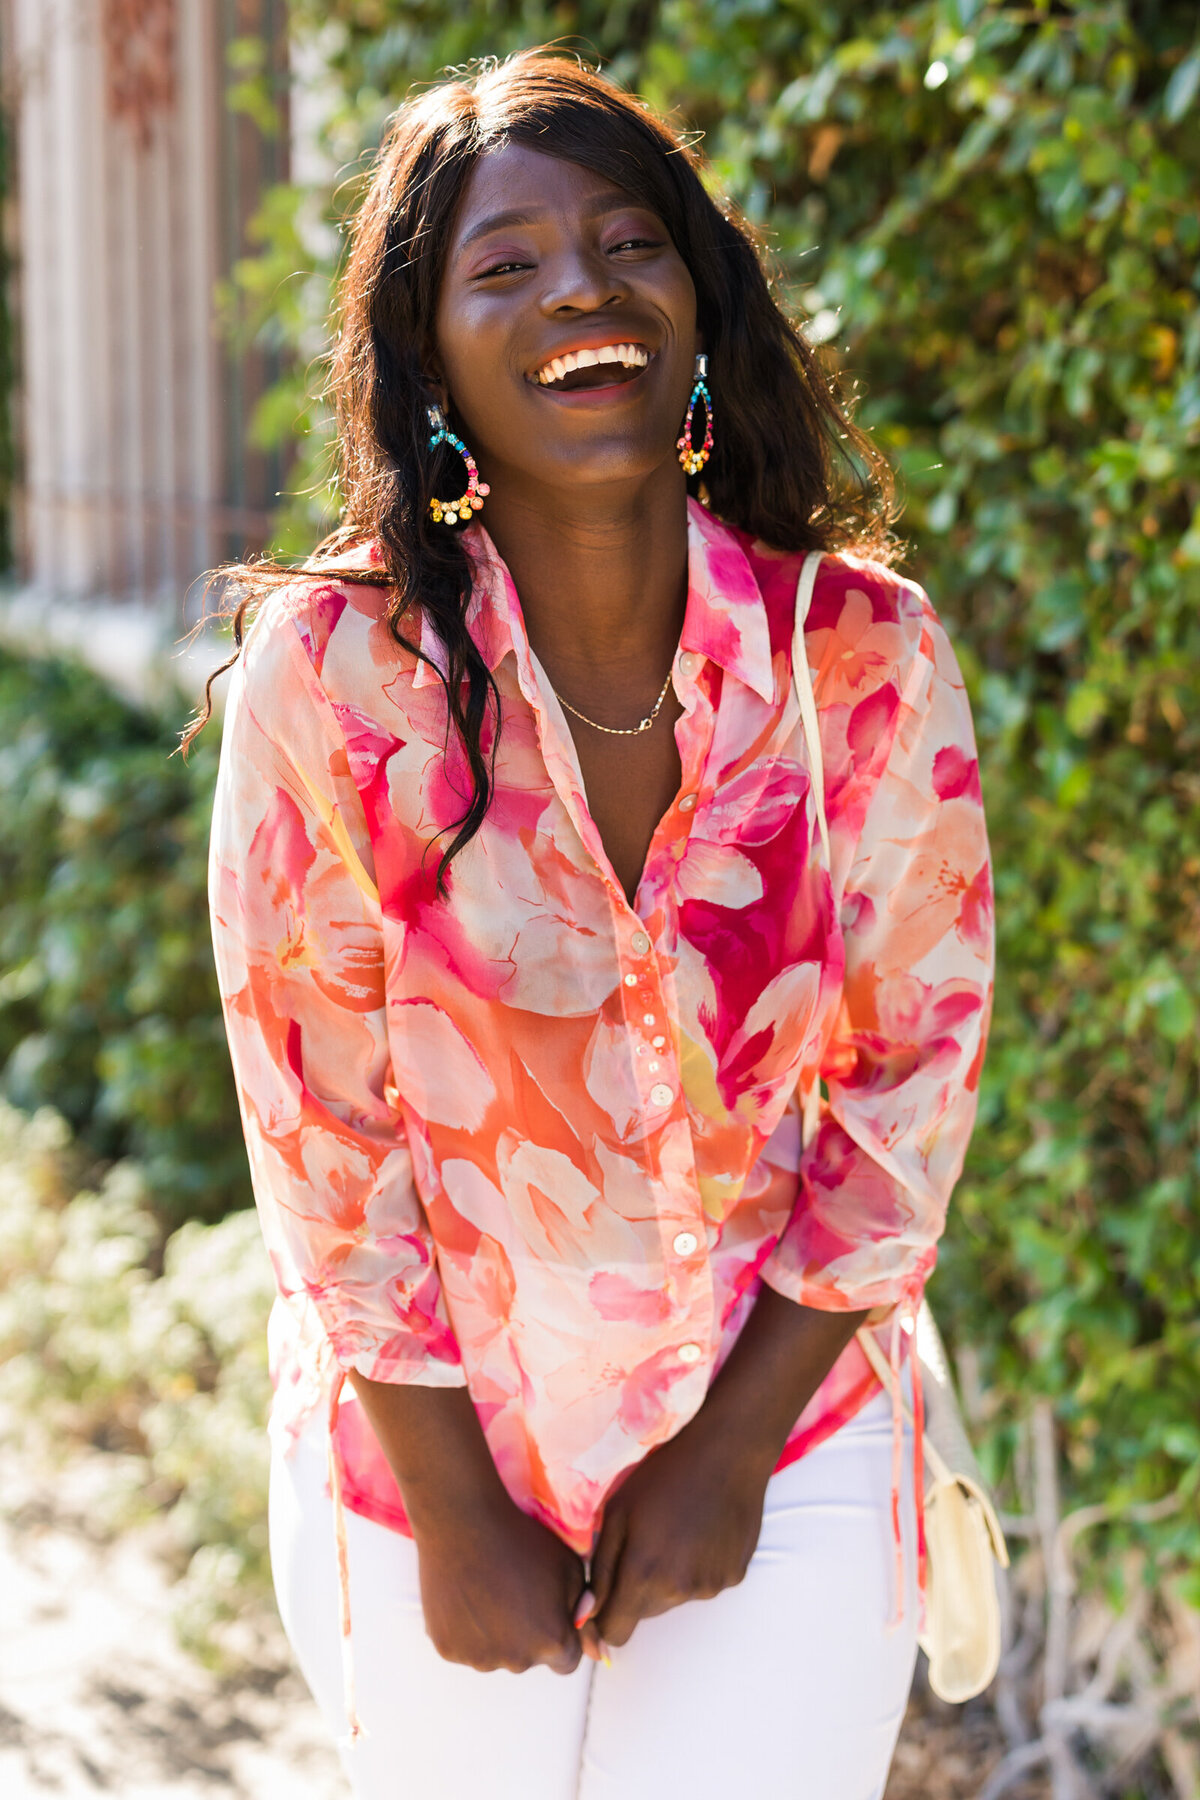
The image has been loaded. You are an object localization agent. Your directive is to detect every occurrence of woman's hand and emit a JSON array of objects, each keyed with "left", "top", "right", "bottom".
[
  {"left": 588, "top": 1409, "right": 773, "bottom": 1648},
  {"left": 413, "top": 1488, "right": 588, "bottom": 1674},
  {"left": 345, "top": 1372, "right": 587, "bottom": 1675},
  {"left": 588, "top": 1288, "right": 870, "bottom": 1649}
]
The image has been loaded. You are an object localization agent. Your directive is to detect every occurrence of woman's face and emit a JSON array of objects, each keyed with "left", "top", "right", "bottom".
[{"left": 432, "top": 142, "right": 700, "bottom": 501}]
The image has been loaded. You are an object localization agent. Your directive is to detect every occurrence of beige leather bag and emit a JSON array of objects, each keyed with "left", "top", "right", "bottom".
[{"left": 792, "top": 550, "right": 1010, "bottom": 1706}]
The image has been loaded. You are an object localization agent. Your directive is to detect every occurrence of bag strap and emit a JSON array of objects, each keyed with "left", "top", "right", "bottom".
[
  {"left": 857, "top": 1319, "right": 953, "bottom": 1487},
  {"left": 858, "top": 1321, "right": 1010, "bottom": 1564},
  {"left": 791, "top": 551, "right": 831, "bottom": 871},
  {"left": 792, "top": 550, "right": 827, "bottom": 1151}
]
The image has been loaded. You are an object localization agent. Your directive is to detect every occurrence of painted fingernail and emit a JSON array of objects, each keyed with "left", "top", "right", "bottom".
[{"left": 573, "top": 1588, "right": 597, "bottom": 1629}]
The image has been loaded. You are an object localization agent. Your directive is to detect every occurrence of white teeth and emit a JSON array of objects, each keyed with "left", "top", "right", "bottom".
[{"left": 533, "top": 342, "right": 651, "bottom": 385}]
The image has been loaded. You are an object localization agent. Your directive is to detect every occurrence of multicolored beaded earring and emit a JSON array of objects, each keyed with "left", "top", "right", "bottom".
[
  {"left": 426, "top": 404, "right": 490, "bottom": 526},
  {"left": 677, "top": 352, "right": 714, "bottom": 476}
]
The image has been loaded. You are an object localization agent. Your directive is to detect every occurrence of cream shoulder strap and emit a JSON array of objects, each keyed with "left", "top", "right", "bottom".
[
  {"left": 792, "top": 549, "right": 827, "bottom": 1151},
  {"left": 791, "top": 550, "right": 830, "bottom": 872}
]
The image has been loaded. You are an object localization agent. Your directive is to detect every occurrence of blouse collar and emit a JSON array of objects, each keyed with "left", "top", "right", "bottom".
[{"left": 410, "top": 497, "right": 775, "bottom": 704}]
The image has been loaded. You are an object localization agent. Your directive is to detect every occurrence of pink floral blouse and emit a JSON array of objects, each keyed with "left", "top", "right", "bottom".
[{"left": 208, "top": 497, "right": 993, "bottom": 1570}]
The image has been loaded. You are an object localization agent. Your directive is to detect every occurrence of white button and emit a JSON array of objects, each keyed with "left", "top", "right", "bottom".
[
  {"left": 631, "top": 931, "right": 651, "bottom": 955},
  {"left": 623, "top": 973, "right": 637, "bottom": 987},
  {"left": 651, "top": 1035, "right": 666, "bottom": 1049},
  {"left": 673, "top": 1231, "right": 699, "bottom": 1257},
  {"left": 636, "top": 1044, "right": 647, "bottom": 1056},
  {"left": 650, "top": 1083, "right": 673, "bottom": 1107},
  {"left": 642, "top": 1012, "right": 656, "bottom": 1026},
  {"left": 678, "top": 652, "right": 700, "bottom": 678},
  {"left": 678, "top": 1342, "right": 703, "bottom": 1365},
  {"left": 648, "top": 1061, "right": 660, "bottom": 1073},
  {"left": 679, "top": 793, "right": 697, "bottom": 813}
]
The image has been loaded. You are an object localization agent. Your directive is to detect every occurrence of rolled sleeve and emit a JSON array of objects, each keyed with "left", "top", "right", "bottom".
[
  {"left": 763, "top": 584, "right": 994, "bottom": 1316},
  {"left": 207, "top": 595, "right": 465, "bottom": 1386}
]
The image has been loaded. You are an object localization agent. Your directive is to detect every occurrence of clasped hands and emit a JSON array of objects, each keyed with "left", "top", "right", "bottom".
[
  {"left": 413, "top": 1404, "right": 776, "bottom": 1675},
  {"left": 379, "top": 1291, "right": 867, "bottom": 1676}
]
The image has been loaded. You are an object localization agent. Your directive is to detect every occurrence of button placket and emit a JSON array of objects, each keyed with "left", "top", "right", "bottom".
[
  {"left": 608, "top": 861, "right": 709, "bottom": 1362},
  {"left": 618, "top": 924, "right": 680, "bottom": 1110},
  {"left": 651, "top": 1119, "right": 715, "bottom": 1374}
]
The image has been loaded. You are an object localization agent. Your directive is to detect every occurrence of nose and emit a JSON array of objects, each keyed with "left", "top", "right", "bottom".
[{"left": 538, "top": 242, "right": 630, "bottom": 317}]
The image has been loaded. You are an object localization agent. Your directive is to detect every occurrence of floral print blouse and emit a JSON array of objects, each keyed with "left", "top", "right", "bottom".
[{"left": 208, "top": 497, "right": 993, "bottom": 1568}]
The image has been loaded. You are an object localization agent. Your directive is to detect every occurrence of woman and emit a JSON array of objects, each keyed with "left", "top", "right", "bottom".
[{"left": 198, "top": 48, "right": 993, "bottom": 1800}]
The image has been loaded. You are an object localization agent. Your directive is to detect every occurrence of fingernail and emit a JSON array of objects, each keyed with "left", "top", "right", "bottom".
[
  {"left": 600, "top": 1643, "right": 613, "bottom": 1669},
  {"left": 573, "top": 1588, "right": 597, "bottom": 1630}
]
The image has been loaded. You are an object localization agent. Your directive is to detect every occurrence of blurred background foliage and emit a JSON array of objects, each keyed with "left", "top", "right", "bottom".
[
  {"left": 0, "top": 0, "right": 1197, "bottom": 1758},
  {"left": 0, "top": 648, "right": 244, "bottom": 1224},
  {"left": 0, "top": 1099, "right": 276, "bottom": 1662}
]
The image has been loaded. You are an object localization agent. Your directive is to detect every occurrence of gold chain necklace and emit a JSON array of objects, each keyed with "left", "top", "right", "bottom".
[{"left": 552, "top": 667, "right": 675, "bottom": 736}]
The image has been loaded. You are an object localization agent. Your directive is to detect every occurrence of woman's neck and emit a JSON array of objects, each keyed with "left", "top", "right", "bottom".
[{"left": 479, "top": 467, "right": 691, "bottom": 688}]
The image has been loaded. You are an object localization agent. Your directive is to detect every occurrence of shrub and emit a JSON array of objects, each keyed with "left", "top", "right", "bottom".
[
  {"left": 0, "top": 1099, "right": 275, "bottom": 1663},
  {"left": 0, "top": 646, "right": 249, "bottom": 1226}
]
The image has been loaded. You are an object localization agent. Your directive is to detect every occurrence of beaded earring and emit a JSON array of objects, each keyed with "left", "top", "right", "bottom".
[
  {"left": 676, "top": 353, "right": 714, "bottom": 476},
  {"left": 426, "top": 404, "right": 490, "bottom": 526}
]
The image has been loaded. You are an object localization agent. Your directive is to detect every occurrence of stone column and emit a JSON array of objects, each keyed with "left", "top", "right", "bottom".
[{"left": 3, "top": 0, "right": 289, "bottom": 655}]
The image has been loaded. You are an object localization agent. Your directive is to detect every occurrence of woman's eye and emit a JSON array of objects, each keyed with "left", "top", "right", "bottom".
[
  {"left": 609, "top": 237, "right": 661, "bottom": 253},
  {"left": 476, "top": 259, "right": 531, "bottom": 278}
]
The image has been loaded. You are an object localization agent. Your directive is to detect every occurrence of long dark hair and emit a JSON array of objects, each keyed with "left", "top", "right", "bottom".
[{"left": 182, "top": 48, "right": 902, "bottom": 889}]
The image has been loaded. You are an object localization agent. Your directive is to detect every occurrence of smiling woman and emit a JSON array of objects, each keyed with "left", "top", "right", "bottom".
[{"left": 191, "top": 46, "right": 994, "bottom": 1800}]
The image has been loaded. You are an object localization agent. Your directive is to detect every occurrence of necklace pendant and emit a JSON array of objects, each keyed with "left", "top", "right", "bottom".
[{"left": 637, "top": 717, "right": 652, "bottom": 733}]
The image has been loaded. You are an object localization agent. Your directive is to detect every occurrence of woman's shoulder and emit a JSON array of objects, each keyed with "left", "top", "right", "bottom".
[
  {"left": 241, "top": 537, "right": 419, "bottom": 691},
  {"left": 732, "top": 523, "right": 942, "bottom": 680},
  {"left": 811, "top": 547, "right": 941, "bottom": 660}
]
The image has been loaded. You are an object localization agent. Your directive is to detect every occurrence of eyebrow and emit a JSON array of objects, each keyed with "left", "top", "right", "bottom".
[{"left": 456, "top": 190, "right": 651, "bottom": 252}]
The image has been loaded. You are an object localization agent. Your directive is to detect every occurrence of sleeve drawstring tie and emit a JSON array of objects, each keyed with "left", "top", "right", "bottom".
[
  {"left": 326, "top": 1367, "right": 366, "bottom": 1749},
  {"left": 881, "top": 1298, "right": 927, "bottom": 1635}
]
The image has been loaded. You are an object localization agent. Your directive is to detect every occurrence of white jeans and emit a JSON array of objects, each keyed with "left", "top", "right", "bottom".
[{"left": 269, "top": 1388, "right": 918, "bottom": 1800}]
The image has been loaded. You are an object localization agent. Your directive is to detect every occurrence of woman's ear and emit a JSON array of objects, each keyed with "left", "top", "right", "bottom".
[
  {"left": 422, "top": 339, "right": 449, "bottom": 409},
  {"left": 423, "top": 374, "right": 454, "bottom": 425}
]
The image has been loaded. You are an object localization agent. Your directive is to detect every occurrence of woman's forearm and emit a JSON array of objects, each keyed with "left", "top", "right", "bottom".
[
  {"left": 347, "top": 1370, "right": 589, "bottom": 1675},
  {"left": 350, "top": 1290, "right": 866, "bottom": 1530},
  {"left": 346, "top": 1372, "right": 511, "bottom": 1539},
  {"left": 696, "top": 1285, "right": 869, "bottom": 1471}
]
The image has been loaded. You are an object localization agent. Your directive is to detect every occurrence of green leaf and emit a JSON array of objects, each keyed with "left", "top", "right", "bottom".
[
  {"left": 1064, "top": 683, "right": 1107, "bottom": 738},
  {"left": 1163, "top": 47, "right": 1200, "bottom": 124}
]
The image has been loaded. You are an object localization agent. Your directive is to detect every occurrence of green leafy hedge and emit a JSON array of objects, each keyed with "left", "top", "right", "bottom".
[
  {"left": 0, "top": 648, "right": 247, "bottom": 1226},
  {"left": 233, "top": 0, "right": 1199, "bottom": 1571}
]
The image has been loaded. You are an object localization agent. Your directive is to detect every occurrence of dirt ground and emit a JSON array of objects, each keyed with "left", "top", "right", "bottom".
[{"left": 1, "top": 1443, "right": 1020, "bottom": 1800}]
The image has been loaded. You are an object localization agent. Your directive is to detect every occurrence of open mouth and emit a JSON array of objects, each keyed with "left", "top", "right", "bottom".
[{"left": 529, "top": 342, "right": 652, "bottom": 392}]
